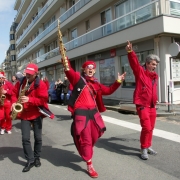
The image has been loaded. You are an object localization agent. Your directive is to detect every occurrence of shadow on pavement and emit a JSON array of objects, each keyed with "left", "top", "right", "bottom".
[
  {"left": 0, "top": 147, "right": 25, "bottom": 166},
  {"left": 96, "top": 137, "right": 140, "bottom": 157},
  {"left": 41, "top": 146, "right": 85, "bottom": 173}
]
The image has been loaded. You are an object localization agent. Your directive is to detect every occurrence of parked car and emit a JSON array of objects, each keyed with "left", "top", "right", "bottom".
[{"left": 48, "top": 82, "right": 71, "bottom": 104}]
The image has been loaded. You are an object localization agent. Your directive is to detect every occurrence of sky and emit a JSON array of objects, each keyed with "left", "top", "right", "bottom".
[{"left": 0, "top": 0, "right": 17, "bottom": 65}]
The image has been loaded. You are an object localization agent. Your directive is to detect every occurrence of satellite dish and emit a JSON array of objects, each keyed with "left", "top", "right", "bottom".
[{"left": 169, "top": 42, "right": 180, "bottom": 57}]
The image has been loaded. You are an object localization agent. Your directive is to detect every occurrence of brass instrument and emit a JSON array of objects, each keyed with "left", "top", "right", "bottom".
[
  {"left": 11, "top": 80, "right": 29, "bottom": 120},
  {"left": 0, "top": 83, "right": 6, "bottom": 106},
  {"left": 57, "top": 19, "right": 70, "bottom": 71}
]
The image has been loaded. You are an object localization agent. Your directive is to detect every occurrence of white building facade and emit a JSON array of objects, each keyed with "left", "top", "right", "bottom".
[{"left": 13, "top": 0, "right": 180, "bottom": 104}]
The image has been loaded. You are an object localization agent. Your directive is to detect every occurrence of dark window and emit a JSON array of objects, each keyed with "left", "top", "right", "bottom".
[
  {"left": 11, "top": 55, "right": 16, "bottom": 61},
  {"left": 10, "top": 34, "right": 15, "bottom": 40},
  {"left": 11, "top": 44, "right": 15, "bottom": 50}
]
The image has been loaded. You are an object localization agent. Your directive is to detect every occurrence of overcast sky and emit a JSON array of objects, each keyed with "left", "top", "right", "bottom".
[{"left": 0, "top": 0, "right": 17, "bottom": 65}]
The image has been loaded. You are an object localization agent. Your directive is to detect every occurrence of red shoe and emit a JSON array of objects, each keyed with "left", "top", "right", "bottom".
[{"left": 87, "top": 164, "right": 98, "bottom": 178}]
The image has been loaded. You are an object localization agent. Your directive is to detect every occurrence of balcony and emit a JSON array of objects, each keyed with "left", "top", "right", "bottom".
[
  {"left": 60, "top": 0, "right": 91, "bottom": 23},
  {"left": 16, "top": 0, "right": 55, "bottom": 45},
  {"left": 65, "top": 1, "right": 159, "bottom": 51},
  {"left": 16, "top": 0, "right": 36, "bottom": 32}
]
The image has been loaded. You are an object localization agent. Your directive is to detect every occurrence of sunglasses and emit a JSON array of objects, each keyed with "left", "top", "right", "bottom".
[{"left": 86, "top": 64, "right": 95, "bottom": 69}]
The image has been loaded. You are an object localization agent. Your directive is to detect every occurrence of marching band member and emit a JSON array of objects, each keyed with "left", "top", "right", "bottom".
[
  {"left": 11, "top": 63, "right": 54, "bottom": 172},
  {"left": 0, "top": 71, "right": 14, "bottom": 135},
  {"left": 126, "top": 41, "right": 160, "bottom": 160},
  {"left": 61, "top": 55, "right": 126, "bottom": 178}
]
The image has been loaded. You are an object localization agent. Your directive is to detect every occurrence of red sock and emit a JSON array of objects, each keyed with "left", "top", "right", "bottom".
[{"left": 86, "top": 161, "right": 92, "bottom": 165}]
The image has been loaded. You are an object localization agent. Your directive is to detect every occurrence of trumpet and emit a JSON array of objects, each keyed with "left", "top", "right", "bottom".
[
  {"left": 57, "top": 19, "right": 70, "bottom": 71},
  {"left": 11, "top": 80, "right": 29, "bottom": 120}
]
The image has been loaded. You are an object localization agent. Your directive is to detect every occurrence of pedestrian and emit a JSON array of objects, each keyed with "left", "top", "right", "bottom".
[
  {"left": 0, "top": 71, "right": 14, "bottom": 135},
  {"left": 126, "top": 41, "right": 160, "bottom": 160},
  {"left": 60, "top": 55, "right": 126, "bottom": 178},
  {"left": 11, "top": 63, "right": 54, "bottom": 172},
  {"left": 16, "top": 72, "right": 24, "bottom": 81},
  {"left": 11, "top": 75, "right": 17, "bottom": 85},
  {"left": 61, "top": 76, "right": 70, "bottom": 105},
  {"left": 55, "top": 78, "right": 63, "bottom": 103}
]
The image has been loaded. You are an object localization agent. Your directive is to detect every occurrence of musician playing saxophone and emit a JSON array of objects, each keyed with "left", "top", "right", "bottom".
[
  {"left": 0, "top": 71, "right": 14, "bottom": 135},
  {"left": 11, "top": 63, "right": 54, "bottom": 173}
]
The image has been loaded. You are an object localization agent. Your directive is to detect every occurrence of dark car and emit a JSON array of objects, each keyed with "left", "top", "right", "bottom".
[{"left": 48, "top": 82, "right": 71, "bottom": 104}]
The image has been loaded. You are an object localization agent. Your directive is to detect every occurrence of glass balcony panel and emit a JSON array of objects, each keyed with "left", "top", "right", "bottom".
[{"left": 170, "top": 1, "right": 180, "bottom": 16}]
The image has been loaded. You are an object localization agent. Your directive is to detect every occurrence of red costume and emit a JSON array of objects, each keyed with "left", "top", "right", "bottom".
[
  {"left": 64, "top": 60, "right": 121, "bottom": 162},
  {"left": 128, "top": 51, "right": 158, "bottom": 149},
  {"left": 0, "top": 72, "right": 14, "bottom": 133}
]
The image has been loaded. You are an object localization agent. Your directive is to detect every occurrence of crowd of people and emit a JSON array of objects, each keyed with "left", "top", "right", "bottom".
[{"left": 0, "top": 41, "right": 160, "bottom": 178}]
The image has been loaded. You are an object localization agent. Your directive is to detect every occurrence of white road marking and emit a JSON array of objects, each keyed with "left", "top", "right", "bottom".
[
  {"left": 49, "top": 104, "right": 180, "bottom": 143},
  {"left": 102, "top": 115, "right": 180, "bottom": 143}
]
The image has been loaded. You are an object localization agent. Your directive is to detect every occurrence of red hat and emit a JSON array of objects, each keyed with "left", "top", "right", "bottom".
[
  {"left": 82, "top": 61, "right": 96, "bottom": 69},
  {"left": 25, "top": 63, "right": 38, "bottom": 75},
  {"left": 0, "top": 71, "right": 5, "bottom": 78}
]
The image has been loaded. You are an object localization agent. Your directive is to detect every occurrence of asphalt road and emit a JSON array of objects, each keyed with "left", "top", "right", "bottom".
[{"left": 0, "top": 104, "right": 180, "bottom": 180}]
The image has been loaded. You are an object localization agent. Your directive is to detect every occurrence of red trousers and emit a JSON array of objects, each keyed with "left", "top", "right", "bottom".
[
  {"left": 73, "top": 120, "right": 103, "bottom": 161},
  {"left": 136, "top": 106, "right": 156, "bottom": 149},
  {"left": 0, "top": 101, "right": 12, "bottom": 131}
]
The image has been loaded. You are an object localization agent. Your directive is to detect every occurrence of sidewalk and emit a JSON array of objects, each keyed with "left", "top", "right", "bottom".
[{"left": 104, "top": 100, "right": 180, "bottom": 117}]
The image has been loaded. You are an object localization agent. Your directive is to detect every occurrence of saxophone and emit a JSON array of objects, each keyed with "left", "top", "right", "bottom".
[
  {"left": 0, "top": 82, "right": 6, "bottom": 106},
  {"left": 57, "top": 19, "right": 70, "bottom": 71},
  {"left": 11, "top": 80, "right": 29, "bottom": 120}
]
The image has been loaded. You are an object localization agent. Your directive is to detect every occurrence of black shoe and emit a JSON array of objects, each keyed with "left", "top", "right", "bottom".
[
  {"left": 22, "top": 162, "right": 34, "bottom": 172},
  {"left": 34, "top": 158, "right": 41, "bottom": 167}
]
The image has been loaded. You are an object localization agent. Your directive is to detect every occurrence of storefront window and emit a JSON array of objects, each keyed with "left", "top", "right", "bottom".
[
  {"left": 120, "top": 50, "right": 153, "bottom": 88},
  {"left": 99, "top": 58, "right": 115, "bottom": 86}
]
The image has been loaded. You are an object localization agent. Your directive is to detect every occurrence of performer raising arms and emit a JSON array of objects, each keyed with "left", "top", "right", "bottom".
[
  {"left": 0, "top": 71, "right": 14, "bottom": 134},
  {"left": 126, "top": 41, "right": 160, "bottom": 160},
  {"left": 11, "top": 63, "right": 54, "bottom": 172}
]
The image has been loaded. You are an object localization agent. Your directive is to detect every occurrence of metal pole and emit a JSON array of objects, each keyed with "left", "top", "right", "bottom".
[{"left": 167, "top": 85, "right": 170, "bottom": 112}]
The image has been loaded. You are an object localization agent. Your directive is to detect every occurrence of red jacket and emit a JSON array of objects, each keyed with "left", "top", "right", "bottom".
[
  {"left": 128, "top": 51, "right": 158, "bottom": 107},
  {"left": 0, "top": 80, "right": 14, "bottom": 106},
  {"left": 11, "top": 77, "right": 49, "bottom": 120},
  {"left": 64, "top": 60, "right": 121, "bottom": 113}
]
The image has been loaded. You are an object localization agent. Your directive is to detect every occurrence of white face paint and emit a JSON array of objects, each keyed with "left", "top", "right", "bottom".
[{"left": 84, "top": 64, "right": 96, "bottom": 77}]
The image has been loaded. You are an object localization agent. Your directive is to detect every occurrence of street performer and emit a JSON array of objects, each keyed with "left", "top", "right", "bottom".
[
  {"left": 0, "top": 71, "right": 14, "bottom": 135},
  {"left": 60, "top": 55, "right": 126, "bottom": 178},
  {"left": 11, "top": 63, "right": 54, "bottom": 172},
  {"left": 126, "top": 41, "right": 160, "bottom": 160}
]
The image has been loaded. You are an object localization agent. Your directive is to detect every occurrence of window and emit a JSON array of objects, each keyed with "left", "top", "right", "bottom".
[
  {"left": 99, "top": 58, "right": 115, "bottom": 86},
  {"left": 120, "top": 50, "right": 153, "bottom": 88},
  {"left": 11, "top": 44, "right": 15, "bottom": 50},
  {"left": 10, "top": 34, "right": 15, "bottom": 40},
  {"left": 101, "top": 9, "right": 112, "bottom": 35},
  {"left": 11, "top": 55, "right": 16, "bottom": 61},
  {"left": 85, "top": 20, "right": 90, "bottom": 32},
  {"left": 71, "top": 28, "right": 78, "bottom": 47}
]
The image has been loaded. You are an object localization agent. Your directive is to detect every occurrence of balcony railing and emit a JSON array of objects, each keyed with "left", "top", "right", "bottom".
[
  {"left": 65, "top": 0, "right": 159, "bottom": 51},
  {"left": 14, "top": 0, "right": 25, "bottom": 21},
  {"left": 60, "top": 0, "right": 91, "bottom": 23},
  {"left": 16, "top": 0, "right": 36, "bottom": 32},
  {"left": 170, "top": 0, "right": 180, "bottom": 16},
  {"left": 19, "top": 0, "right": 160, "bottom": 63},
  {"left": 17, "top": 19, "right": 58, "bottom": 58},
  {"left": 16, "top": 0, "right": 55, "bottom": 45}
]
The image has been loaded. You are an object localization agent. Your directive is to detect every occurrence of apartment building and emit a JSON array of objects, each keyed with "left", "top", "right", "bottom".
[
  {"left": 2, "top": 22, "right": 18, "bottom": 80},
  {"left": 11, "top": 0, "right": 180, "bottom": 103}
]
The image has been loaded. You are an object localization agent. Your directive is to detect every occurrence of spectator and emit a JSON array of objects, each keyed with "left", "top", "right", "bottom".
[
  {"left": 61, "top": 76, "right": 70, "bottom": 105},
  {"left": 55, "top": 79, "right": 63, "bottom": 103}
]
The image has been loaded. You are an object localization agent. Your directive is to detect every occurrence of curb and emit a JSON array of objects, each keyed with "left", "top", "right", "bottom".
[{"left": 105, "top": 106, "right": 179, "bottom": 117}]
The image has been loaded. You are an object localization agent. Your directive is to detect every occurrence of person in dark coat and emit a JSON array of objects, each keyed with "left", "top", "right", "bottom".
[{"left": 61, "top": 76, "right": 70, "bottom": 105}]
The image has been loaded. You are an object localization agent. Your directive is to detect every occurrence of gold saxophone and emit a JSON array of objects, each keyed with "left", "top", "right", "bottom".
[
  {"left": 11, "top": 80, "right": 29, "bottom": 120},
  {"left": 0, "top": 83, "right": 6, "bottom": 106},
  {"left": 57, "top": 19, "right": 70, "bottom": 71}
]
